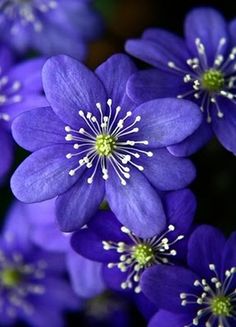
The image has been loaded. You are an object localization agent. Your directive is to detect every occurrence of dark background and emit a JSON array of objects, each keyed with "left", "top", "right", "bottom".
[{"left": 1, "top": 0, "right": 236, "bottom": 326}]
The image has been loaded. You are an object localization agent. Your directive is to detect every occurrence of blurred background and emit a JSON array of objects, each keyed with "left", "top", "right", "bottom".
[{"left": 1, "top": 0, "right": 236, "bottom": 325}]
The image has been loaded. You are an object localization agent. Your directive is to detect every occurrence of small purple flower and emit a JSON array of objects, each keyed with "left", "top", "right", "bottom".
[
  {"left": 0, "top": 0, "right": 102, "bottom": 59},
  {"left": 126, "top": 7, "right": 236, "bottom": 155},
  {"left": 71, "top": 189, "right": 196, "bottom": 294},
  {"left": 141, "top": 225, "right": 236, "bottom": 327},
  {"left": 10, "top": 54, "right": 201, "bottom": 237},
  {"left": 0, "top": 201, "right": 79, "bottom": 326},
  {"left": 0, "top": 45, "right": 46, "bottom": 182},
  {"left": 23, "top": 198, "right": 105, "bottom": 298}
]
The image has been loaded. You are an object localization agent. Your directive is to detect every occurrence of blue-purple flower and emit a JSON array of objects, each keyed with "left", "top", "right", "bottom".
[
  {"left": 11, "top": 54, "right": 201, "bottom": 237},
  {"left": 0, "top": 45, "right": 46, "bottom": 182},
  {"left": 0, "top": 201, "right": 79, "bottom": 326},
  {"left": 23, "top": 198, "right": 105, "bottom": 298},
  {"left": 71, "top": 189, "right": 196, "bottom": 294},
  {"left": 126, "top": 7, "right": 236, "bottom": 155},
  {"left": 0, "top": 0, "right": 102, "bottom": 59},
  {"left": 141, "top": 225, "right": 236, "bottom": 327}
]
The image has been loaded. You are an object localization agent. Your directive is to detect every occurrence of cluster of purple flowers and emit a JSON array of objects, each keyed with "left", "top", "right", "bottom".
[{"left": 0, "top": 3, "right": 236, "bottom": 326}]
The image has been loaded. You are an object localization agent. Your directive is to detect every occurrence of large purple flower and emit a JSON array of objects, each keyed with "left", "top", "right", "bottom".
[
  {"left": 11, "top": 54, "right": 201, "bottom": 237},
  {"left": 126, "top": 7, "right": 236, "bottom": 155},
  {"left": 141, "top": 225, "right": 236, "bottom": 327},
  {"left": 0, "top": 0, "right": 102, "bottom": 59},
  {"left": 23, "top": 198, "right": 105, "bottom": 298},
  {"left": 0, "top": 45, "right": 46, "bottom": 182},
  {"left": 71, "top": 189, "right": 196, "bottom": 294},
  {"left": 0, "top": 201, "right": 79, "bottom": 326}
]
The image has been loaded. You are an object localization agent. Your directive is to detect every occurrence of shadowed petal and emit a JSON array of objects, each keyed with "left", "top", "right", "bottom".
[{"left": 187, "top": 225, "right": 226, "bottom": 279}]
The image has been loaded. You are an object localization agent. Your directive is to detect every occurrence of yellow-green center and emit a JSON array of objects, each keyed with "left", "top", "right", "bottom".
[
  {"left": 0, "top": 268, "right": 22, "bottom": 287},
  {"left": 95, "top": 134, "right": 116, "bottom": 156},
  {"left": 211, "top": 296, "right": 232, "bottom": 316},
  {"left": 133, "top": 244, "right": 154, "bottom": 266},
  {"left": 202, "top": 69, "right": 224, "bottom": 92}
]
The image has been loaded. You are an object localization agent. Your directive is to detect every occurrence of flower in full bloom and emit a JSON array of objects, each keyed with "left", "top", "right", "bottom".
[
  {"left": 71, "top": 189, "right": 196, "bottom": 294},
  {"left": 23, "top": 198, "right": 105, "bottom": 298},
  {"left": 126, "top": 7, "right": 236, "bottom": 155},
  {"left": 0, "top": 0, "right": 102, "bottom": 59},
  {"left": 141, "top": 225, "right": 236, "bottom": 327},
  {"left": 11, "top": 54, "right": 201, "bottom": 237},
  {"left": 0, "top": 45, "right": 46, "bottom": 183},
  {"left": 0, "top": 201, "right": 79, "bottom": 326}
]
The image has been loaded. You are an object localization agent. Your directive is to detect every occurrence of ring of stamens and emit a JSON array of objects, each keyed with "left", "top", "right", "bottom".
[
  {"left": 180, "top": 264, "right": 236, "bottom": 327},
  {"left": 0, "top": 240, "right": 47, "bottom": 318},
  {"left": 1, "top": 0, "right": 58, "bottom": 32},
  {"left": 65, "top": 98, "right": 152, "bottom": 186},
  {"left": 102, "top": 225, "right": 184, "bottom": 293},
  {"left": 168, "top": 37, "right": 236, "bottom": 123}
]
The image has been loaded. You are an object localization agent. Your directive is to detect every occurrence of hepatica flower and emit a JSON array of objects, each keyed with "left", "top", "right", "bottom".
[
  {"left": 126, "top": 7, "right": 236, "bottom": 155},
  {"left": 0, "top": 0, "right": 102, "bottom": 59},
  {"left": 71, "top": 189, "right": 196, "bottom": 294},
  {"left": 11, "top": 54, "right": 201, "bottom": 237},
  {"left": 0, "top": 45, "right": 46, "bottom": 182},
  {"left": 141, "top": 225, "right": 236, "bottom": 327},
  {"left": 0, "top": 202, "right": 78, "bottom": 326}
]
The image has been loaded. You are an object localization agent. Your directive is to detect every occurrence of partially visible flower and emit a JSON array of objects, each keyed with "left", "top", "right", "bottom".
[
  {"left": 126, "top": 7, "right": 236, "bottom": 155},
  {"left": 141, "top": 225, "right": 236, "bottom": 327},
  {"left": 0, "top": 0, "right": 102, "bottom": 59},
  {"left": 0, "top": 201, "right": 79, "bottom": 326},
  {"left": 0, "top": 45, "right": 46, "bottom": 182},
  {"left": 71, "top": 189, "right": 196, "bottom": 294},
  {"left": 22, "top": 198, "right": 105, "bottom": 299},
  {"left": 11, "top": 54, "right": 201, "bottom": 238}
]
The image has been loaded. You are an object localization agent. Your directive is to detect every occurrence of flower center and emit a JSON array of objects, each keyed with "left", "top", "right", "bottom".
[
  {"left": 65, "top": 98, "right": 152, "bottom": 186},
  {"left": 180, "top": 265, "right": 236, "bottom": 327},
  {"left": 103, "top": 225, "right": 184, "bottom": 293},
  {"left": 211, "top": 296, "right": 232, "bottom": 317},
  {"left": 133, "top": 244, "right": 154, "bottom": 266},
  {"left": 95, "top": 134, "right": 116, "bottom": 157},
  {"left": 202, "top": 69, "right": 224, "bottom": 92},
  {"left": 0, "top": 267, "right": 21, "bottom": 287}
]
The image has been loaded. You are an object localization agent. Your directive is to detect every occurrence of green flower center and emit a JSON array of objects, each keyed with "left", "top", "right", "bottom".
[
  {"left": 95, "top": 134, "right": 116, "bottom": 156},
  {"left": 211, "top": 296, "right": 232, "bottom": 316},
  {"left": 133, "top": 244, "right": 154, "bottom": 266},
  {"left": 202, "top": 69, "right": 224, "bottom": 92},
  {"left": 0, "top": 268, "right": 22, "bottom": 287}
]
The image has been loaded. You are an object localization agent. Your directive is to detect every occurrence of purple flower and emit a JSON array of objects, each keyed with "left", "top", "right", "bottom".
[
  {"left": 23, "top": 198, "right": 105, "bottom": 298},
  {"left": 0, "top": 45, "right": 46, "bottom": 182},
  {"left": 141, "top": 225, "right": 236, "bottom": 327},
  {"left": 71, "top": 189, "right": 196, "bottom": 294},
  {"left": 0, "top": 201, "right": 79, "bottom": 326},
  {"left": 0, "top": 0, "right": 102, "bottom": 59},
  {"left": 10, "top": 54, "right": 201, "bottom": 237},
  {"left": 126, "top": 7, "right": 236, "bottom": 155}
]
